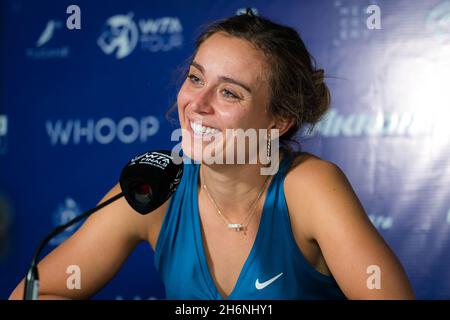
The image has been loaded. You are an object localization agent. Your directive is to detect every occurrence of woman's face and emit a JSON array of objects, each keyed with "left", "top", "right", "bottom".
[{"left": 177, "top": 32, "right": 274, "bottom": 163}]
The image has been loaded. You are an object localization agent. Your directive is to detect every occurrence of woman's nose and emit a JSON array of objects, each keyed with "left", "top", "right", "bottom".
[{"left": 190, "top": 88, "right": 214, "bottom": 114}]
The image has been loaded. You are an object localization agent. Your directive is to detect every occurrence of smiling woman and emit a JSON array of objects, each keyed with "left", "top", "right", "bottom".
[
  {"left": 162, "top": 11, "right": 415, "bottom": 299},
  {"left": 9, "top": 11, "right": 415, "bottom": 301}
]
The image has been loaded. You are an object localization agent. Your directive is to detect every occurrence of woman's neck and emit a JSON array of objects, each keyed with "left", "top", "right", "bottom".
[{"left": 198, "top": 154, "right": 283, "bottom": 221}]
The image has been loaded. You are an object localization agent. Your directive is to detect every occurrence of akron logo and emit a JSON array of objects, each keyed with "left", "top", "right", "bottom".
[{"left": 97, "top": 12, "right": 139, "bottom": 59}]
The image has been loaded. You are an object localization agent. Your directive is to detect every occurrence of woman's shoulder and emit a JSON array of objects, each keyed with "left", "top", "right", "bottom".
[
  {"left": 283, "top": 152, "right": 415, "bottom": 299},
  {"left": 285, "top": 151, "right": 351, "bottom": 204},
  {"left": 286, "top": 151, "right": 343, "bottom": 181},
  {"left": 283, "top": 151, "right": 352, "bottom": 239}
]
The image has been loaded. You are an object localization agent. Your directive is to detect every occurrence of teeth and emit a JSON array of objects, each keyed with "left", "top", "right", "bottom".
[{"left": 190, "top": 121, "right": 220, "bottom": 136}]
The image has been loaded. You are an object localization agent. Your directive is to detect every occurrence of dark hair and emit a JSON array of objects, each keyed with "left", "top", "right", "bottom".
[{"left": 169, "top": 12, "right": 330, "bottom": 152}]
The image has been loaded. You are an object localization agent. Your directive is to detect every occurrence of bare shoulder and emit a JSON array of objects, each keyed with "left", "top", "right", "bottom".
[
  {"left": 284, "top": 151, "right": 376, "bottom": 245},
  {"left": 285, "top": 151, "right": 345, "bottom": 185},
  {"left": 284, "top": 152, "right": 349, "bottom": 239},
  {"left": 283, "top": 152, "right": 415, "bottom": 299}
]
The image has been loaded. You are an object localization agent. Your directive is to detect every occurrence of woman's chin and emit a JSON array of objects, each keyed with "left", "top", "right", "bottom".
[
  {"left": 181, "top": 139, "right": 204, "bottom": 163},
  {"left": 181, "top": 140, "right": 227, "bottom": 164},
  {"left": 180, "top": 131, "right": 222, "bottom": 161}
]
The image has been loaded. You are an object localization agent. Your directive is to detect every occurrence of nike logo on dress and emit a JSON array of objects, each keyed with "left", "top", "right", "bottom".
[{"left": 255, "top": 272, "right": 284, "bottom": 290}]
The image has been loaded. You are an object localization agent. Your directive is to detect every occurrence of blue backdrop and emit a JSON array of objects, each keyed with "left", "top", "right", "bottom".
[{"left": 1, "top": 0, "right": 450, "bottom": 299}]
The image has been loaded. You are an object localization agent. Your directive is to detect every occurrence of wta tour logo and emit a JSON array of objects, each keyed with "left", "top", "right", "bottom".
[
  {"left": 97, "top": 13, "right": 139, "bottom": 59},
  {"left": 97, "top": 12, "right": 183, "bottom": 59}
]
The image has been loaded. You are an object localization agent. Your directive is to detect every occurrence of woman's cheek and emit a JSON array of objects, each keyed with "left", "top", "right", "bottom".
[
  {"left": 221, "top": 111, "right": 246, "bottom": 130},
  {"left": 177, "top": 88, "right": 188, "bottom": 122}
]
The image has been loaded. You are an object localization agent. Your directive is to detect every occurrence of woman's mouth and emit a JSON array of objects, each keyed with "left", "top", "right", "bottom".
[{"left": 189, "top": 121, "right": 221, "bottom": 136}]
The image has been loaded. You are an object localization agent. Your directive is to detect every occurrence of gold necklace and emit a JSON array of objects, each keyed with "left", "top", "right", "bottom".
[{"left": 201, "top": 166, "right": 271, "bottom": 232}]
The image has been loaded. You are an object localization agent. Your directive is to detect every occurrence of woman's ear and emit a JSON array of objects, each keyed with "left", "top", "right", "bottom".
[{"left": 272, "top": 117, "right": 295, "bottom": 137}]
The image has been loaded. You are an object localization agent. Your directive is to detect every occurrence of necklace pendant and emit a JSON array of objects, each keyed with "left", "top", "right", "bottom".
[{"left": 228, "top": 223, "right": 242, "bottom": 231}]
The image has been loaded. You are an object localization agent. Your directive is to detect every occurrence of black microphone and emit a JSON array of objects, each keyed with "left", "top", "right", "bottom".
[
  {"left": 23, "top": 150, "right": 183, "bottom": 300},
  {"left": 120, "top": 150, "right": 183, "bottom": 214}
]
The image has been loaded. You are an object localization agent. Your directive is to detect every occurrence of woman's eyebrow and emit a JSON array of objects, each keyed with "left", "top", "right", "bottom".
[{"left": 190, "top": 61, "right": 252, "bottom": 94}]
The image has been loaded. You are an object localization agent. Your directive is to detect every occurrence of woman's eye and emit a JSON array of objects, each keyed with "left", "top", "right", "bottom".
[
  {"left": 222, "top": 89, "right": 239, "bottom": 99},
  {"left": 188, "top": 74, "right": 201, "bottom": 85}
]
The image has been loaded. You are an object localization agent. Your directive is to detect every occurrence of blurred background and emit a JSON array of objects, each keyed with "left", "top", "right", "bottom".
[{"left": 1, "top": 0, "right": 449, "bottom": 299}]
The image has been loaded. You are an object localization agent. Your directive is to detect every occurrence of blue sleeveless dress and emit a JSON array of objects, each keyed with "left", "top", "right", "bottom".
[{"left": 154, "top": 154, "right": 347, "bottom": 300}]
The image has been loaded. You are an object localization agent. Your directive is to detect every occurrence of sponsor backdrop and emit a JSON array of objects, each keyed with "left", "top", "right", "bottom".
[{"left": 1, "top": 0, "right": 449, "bottom": 299}]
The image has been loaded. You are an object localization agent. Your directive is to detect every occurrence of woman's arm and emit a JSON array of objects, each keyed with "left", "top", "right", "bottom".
[
  {"left": 9, "top": 183, "right": 168, "bottom": 300},
  {"left": 285, "top": 156, "right": 415, "bottom": 299}
]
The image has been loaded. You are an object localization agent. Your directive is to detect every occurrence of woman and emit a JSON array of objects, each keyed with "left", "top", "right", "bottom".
[{"left": 10, "top": 13, "right": 415, "bottom": 300}]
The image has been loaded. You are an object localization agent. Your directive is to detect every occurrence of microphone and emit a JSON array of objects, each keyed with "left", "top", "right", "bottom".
[
  {"left": 120, "top": 150, "right": 183, "bottom": 214},
  {"left": 23, "top": 150, "right": 183, "bottom": 300}
]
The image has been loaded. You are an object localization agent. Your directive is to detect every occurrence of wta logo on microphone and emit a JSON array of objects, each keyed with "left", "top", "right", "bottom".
[{"left": 129, "top": 151, "right": 172, "bottom": 170}]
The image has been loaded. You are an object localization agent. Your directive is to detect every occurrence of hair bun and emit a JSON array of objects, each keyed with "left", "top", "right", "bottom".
[
  {"left": 245, "top": 8, "right": 256, "bottom": 17},
  {"left": 305, "top": 69, "right": 330, "bottom": 124},
  {"left": 312, "top": 69, "right": 324, "bottom": 87}
]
